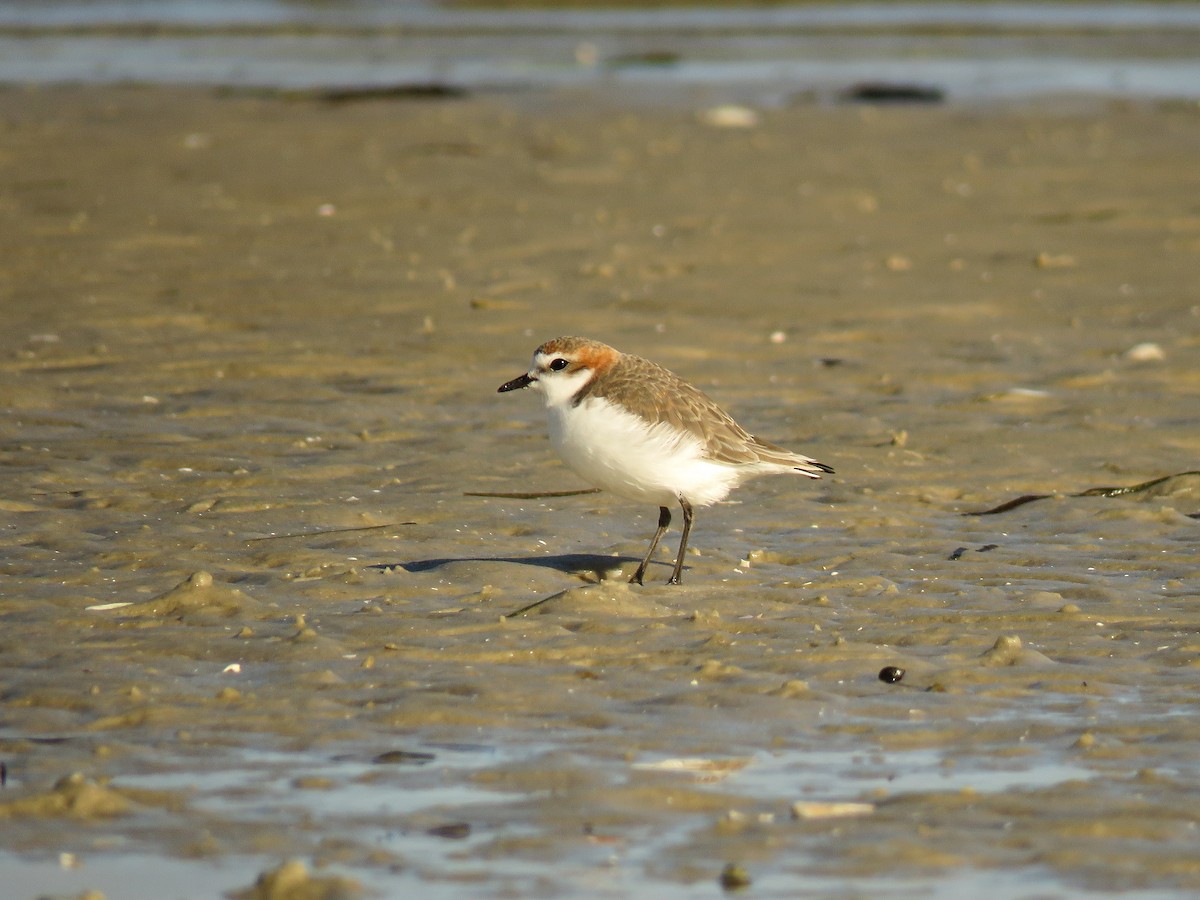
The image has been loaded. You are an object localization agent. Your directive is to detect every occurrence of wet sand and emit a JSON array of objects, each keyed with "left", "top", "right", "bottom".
[{"left": 2, "top": 84, "right": 1200, "bottom": 897}]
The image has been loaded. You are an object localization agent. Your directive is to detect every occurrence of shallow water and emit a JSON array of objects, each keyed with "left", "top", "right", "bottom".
[
  {"left": 1, "top": 83, "right": 1199, "bottom": 897},
  {"left": 1, "top": 1, "right": 1200, "bottom": 101}
]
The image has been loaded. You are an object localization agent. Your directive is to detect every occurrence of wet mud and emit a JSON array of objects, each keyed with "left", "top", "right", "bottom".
[{"left": 1, "top": 85, "right": 1199, "bottom": 897}]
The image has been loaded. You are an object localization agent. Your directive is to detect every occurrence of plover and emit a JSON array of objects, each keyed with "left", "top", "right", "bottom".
[{"left": 498, "top": 336, "right": 832, "bottom": 584}]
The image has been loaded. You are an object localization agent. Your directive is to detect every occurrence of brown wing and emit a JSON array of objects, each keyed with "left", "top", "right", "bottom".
[
  {"left": 577, "top": 351, "right": 833, "bottom": 475},
  {"left": 581, "top": 354, "right": 764, "bottom": 465}
]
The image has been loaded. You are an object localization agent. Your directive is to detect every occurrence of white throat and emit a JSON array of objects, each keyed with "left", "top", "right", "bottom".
[{"left": 536, "top": 367, "right": 593, "bottom": 408}]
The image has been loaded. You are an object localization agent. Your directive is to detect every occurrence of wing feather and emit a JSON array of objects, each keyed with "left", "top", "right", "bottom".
[{"left": 580, "top": 353, "right": 829, "bottom": 474}]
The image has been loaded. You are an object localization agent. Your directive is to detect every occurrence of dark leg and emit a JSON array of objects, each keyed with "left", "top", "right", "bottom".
[
  {"left": 667, "top": 497, "right": 694, "bottom": 585},
  {"left": 630, "top": 506, "right": 671, "bottom": 585}
]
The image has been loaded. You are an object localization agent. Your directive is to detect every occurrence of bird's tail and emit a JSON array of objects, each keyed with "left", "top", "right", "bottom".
[{"left": 750, "top": 437, "right": 834, "bottom": 479}]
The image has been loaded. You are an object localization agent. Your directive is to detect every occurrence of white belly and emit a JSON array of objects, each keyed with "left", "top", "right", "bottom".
[{"left": 546, "top": 396, "right": 742, "bottom": 507}]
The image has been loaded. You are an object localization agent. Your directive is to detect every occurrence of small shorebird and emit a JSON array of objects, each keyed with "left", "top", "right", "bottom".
[{"left": 498, "top": 336, "right": 832, "bottom": 584}]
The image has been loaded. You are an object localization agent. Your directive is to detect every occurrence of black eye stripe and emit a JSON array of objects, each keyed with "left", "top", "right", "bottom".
[{"left": 548, "top": 358, "right": 569, "bottom": 371}]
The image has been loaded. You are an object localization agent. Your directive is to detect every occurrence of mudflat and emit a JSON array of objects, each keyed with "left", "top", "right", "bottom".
[{"left": 2, "top": 85, "right": 1199, "bottom": 897}]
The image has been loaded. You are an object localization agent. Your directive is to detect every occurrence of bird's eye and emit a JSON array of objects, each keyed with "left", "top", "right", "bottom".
[{"left": 548, "top": 358, "right": 569, "bottom": 371}]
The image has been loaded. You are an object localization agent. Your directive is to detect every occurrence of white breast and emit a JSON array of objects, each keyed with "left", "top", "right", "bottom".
[{"left": 545, "top": 396, "right": 742, "bottom": 507}]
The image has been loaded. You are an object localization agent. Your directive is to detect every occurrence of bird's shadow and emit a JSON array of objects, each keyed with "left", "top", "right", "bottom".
[{"left": 368, "top": 553, "right": 641, "bottom": 580}]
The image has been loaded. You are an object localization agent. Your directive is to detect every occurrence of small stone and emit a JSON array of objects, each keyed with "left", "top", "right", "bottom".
[
  {"left": 791, "top": 800, "right": 875, "bottom": 819},
  {"left": 373, "top": 750, "right": 436, "bottom": 765},
  {"left": 1034, "top": 251, "right": 1077, "bottom": 269},
  {"left": 427, "top": 822, "right": 471, "bottom": 840},
  {"left": 878, "top": 666, "right": 905, "bottom": 684},
  {"left": 719, "top": 862, "right": 752, "bottom": 891},
  {"left": 699, "top": 105, "right": 759, "bottom": 129},
  {"left": 1124, "top": 341, "right": 1165, "bottom": 362}
]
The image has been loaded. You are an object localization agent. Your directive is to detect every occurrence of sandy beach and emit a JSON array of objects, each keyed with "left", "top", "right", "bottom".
[{"left": 2, "top": 83, "right": 1199, "bottom": 897}]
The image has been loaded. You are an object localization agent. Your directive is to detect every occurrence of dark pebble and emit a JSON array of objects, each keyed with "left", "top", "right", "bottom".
[
  {"left": 841, "top": 82, "right": 945, "bottom": 104},
  {"left": 373, "top": 750, "right": 436, "bottom": 765},
  {"left": 427, "top": 822, "right": 472, "bottom": 840},
  {"left": 719, "top": 863, "right": 752, "bottom": 891}
]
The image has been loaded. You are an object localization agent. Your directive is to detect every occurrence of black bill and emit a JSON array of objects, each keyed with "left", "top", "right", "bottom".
[{"left": 497, "top": 372, "right": 535, "bottom": 393}]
